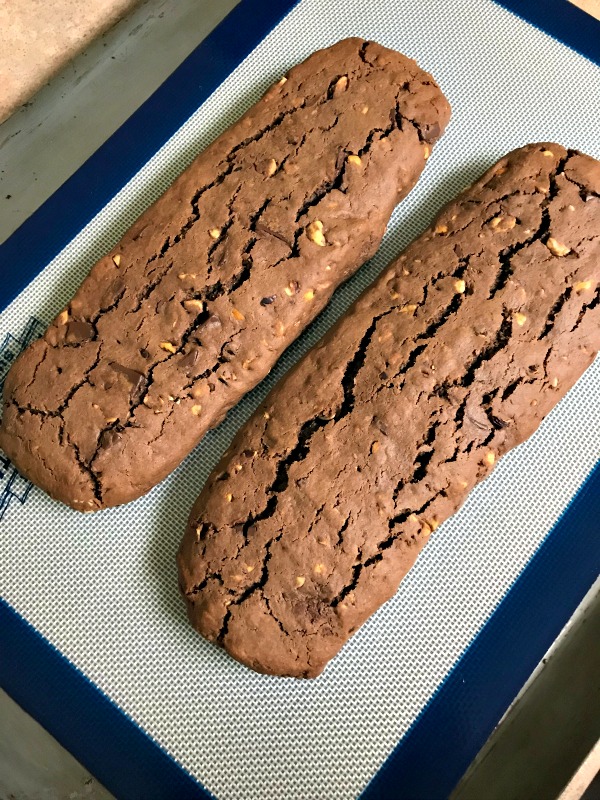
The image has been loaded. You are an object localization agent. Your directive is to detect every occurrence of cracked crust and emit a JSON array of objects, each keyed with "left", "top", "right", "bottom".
[
  {"left": 178, "top": 143, "right": 600, "bottom": 678},
  {"left": 0, "top": 38, "right": 450, "bottom": 511}
]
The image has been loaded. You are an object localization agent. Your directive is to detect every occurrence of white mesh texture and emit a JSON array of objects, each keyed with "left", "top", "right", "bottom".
[{"left": 1, "top": 1, "right": 599, "bottom": 798}]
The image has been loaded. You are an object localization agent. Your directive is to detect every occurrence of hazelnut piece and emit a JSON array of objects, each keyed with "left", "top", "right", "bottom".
[
  {"left": 546, "top": 238, "right": 571, "bottom": 257},
  {"left": 333, "top": 75, "right": 348, "bottom": 96},
  {"left": 514, "top": 312, "right": 527, "bottom": 327},
  {"left": 490, "top": 215, "right": 516, "bottom": 231},
  {"left": 307, "top": 220, "right": 326, "bottom": 246},
  {"left": 183, "top": 299, "right": 204, "bottom": 313}
]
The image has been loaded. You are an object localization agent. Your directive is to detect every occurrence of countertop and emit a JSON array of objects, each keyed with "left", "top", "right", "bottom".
[{"left": 0, "top": 0, "right": 142, "bottom": 123}]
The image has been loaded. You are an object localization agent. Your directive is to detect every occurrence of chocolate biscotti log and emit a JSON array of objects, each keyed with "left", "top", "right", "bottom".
[
  {"left": 178, "top": 143, "right": 600, "bottom": 677},
  {"left": 0, "top": 40, "right": 450, "bottom": 511}
]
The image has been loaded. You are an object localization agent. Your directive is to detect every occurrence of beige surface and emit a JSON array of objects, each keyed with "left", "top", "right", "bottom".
[
  {"left": 0, "top": 0, "right": 142, "bottom": 123},
  {"left": 559, "top": 740, "right": 600, "bottom": 800},
  {"left": 569, "top": 0, "right": 600, "bottom": 19}
]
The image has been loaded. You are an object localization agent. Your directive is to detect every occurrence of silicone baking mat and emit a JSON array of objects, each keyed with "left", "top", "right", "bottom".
[{"left": 1, "top": 1, "right": 599, "bottom": 798}]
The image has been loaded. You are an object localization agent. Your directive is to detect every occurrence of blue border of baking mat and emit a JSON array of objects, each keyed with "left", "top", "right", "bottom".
[{"left": 1, "top": 0, "right": 599, "bottom": 798}]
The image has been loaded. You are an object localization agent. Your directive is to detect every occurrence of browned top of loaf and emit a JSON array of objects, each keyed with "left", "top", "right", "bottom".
[
  {"left": 178, "top": 143, "right": 600, "bottom": 678},
  {"left": 0, "top": 38, "right": 450, "bottom": 510}
]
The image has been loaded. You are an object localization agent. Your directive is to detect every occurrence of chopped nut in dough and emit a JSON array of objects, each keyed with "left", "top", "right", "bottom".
[
  {"left": 546, "top": 237, "right": 571, "bottom": 257},
  {"left": 307, "top": 220, "right": 327, "bottom": 246},
  {"left": 183, "top": 299, "right": 204, "bottom": 313},
  {"left": 490, "top": 215, "right": 516, "bottom": 231},
  {"left": 514, "top": 312, "right": 527, "bottom": 327},
  {"left": 333, "top": 75, "right": 348, "bottom": 95}
]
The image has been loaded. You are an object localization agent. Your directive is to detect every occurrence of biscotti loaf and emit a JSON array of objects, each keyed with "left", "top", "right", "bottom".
[
  {"left": 0, "top": 39, "right": 450, "bottom": 511},
  {"left": 178, "top": 143, "right": 600, "bottom": 678}
]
